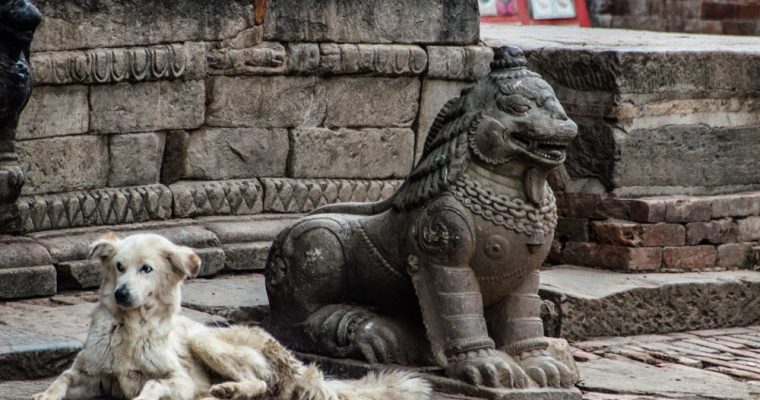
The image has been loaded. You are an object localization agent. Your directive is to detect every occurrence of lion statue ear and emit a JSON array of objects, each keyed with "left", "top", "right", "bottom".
[{"left": 469, "top": 115, "right": 511, "bottom": 165}]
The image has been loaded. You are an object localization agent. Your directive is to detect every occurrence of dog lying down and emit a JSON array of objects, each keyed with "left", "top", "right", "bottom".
[{"left": 33, "top": 233, "right": 431, "bottom": 400}]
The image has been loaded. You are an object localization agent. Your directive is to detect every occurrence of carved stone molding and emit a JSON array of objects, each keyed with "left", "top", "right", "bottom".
[
  {"left": 317, "top": 43, "right": 427, "bottom": 76},
  {"left": 170, "top": 179, "right": 264, "bottom": 218},
  {"left": 16, "top": 184, "right": 173, "bottom": 233},
  {"left": 31, "top": 43, "right": 205, "bottom": 85},
  {"left": 261, "top": 178, "right": 402, "bottom": 213},
  {"left": 207, "top": 42, "right": 285, "bottom": 76},
  {"left": 427, "top": 46, "right": 494, "bottom": 81}
]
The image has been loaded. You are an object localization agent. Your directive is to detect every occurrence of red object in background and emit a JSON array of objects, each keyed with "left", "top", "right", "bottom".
[{"left": 480, "top": 0, "right": 591, "bottom": 27}]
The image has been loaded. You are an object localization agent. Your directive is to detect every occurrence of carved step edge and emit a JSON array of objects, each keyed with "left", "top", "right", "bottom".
[{"left": 552, "top": 191, "right": 760, "bottom": 272}]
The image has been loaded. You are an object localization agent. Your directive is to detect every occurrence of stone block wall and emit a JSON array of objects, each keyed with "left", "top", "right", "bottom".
[
  {"left": 587, "top": 0, "right": 760, "bottom": 35},
  {"left": 0, "top": 0, "right": 484, "bottom": 299}
]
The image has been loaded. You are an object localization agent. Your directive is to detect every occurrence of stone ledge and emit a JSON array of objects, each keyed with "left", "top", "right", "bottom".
[{"left": 540, "top": 266, "right": 760, "bottom": 340}]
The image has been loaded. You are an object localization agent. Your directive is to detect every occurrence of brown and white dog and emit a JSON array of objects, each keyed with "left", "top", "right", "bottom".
[{"left": 33, "top": 233, "right": 431, "bottom": 400}]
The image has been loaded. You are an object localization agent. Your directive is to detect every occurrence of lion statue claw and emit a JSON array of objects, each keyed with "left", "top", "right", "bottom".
[{"left": 265, "top": 45, "right": 578, "bottom": 389}]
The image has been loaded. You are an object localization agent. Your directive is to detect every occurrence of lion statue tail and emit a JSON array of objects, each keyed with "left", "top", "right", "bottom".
[
  {"left": 306, "top": 196, "right": 396, "bottom": 216},
  {"left": 293, "top": 365, "right": 432, "bottom": 400}
]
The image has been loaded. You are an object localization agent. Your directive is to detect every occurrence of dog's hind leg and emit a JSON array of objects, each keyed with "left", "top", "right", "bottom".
[{"left": 190, "top": 330, "right": 274, "bottom": 399}]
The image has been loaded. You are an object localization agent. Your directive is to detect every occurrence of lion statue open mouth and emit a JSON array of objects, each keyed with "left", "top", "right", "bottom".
[{"left": 265, "top": 45, "right": 579, "bottom": 389}]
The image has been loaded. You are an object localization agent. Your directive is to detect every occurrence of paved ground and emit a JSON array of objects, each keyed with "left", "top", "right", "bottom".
[{"left": 3, "top": 272, "right": 760, "bottom": 399}]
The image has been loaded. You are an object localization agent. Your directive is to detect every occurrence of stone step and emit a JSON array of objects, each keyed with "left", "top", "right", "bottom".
[{"left": 541, "top": 266, "right": 760, "bottom": 341}]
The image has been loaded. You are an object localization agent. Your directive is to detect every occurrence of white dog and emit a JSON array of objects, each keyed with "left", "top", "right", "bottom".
[{"left": 33, "top": 233, "right": 431, "bottom": 400}]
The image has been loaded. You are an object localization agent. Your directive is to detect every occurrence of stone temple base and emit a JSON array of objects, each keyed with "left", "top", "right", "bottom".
[{"left": 297, "top": 353, "right": 582, "bottom": 400}]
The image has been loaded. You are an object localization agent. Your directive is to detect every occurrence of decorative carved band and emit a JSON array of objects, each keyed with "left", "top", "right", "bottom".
[
  {"left": 31, "top": 43, "right": 204, "bottom": 85},
  {"left": 16, "top": 184, "right": 172, "bottom": 233},
  {"left": 170, "top": 179, "right": 263, "bottom": 218},
  {"left": 262, "top": 178, "right": 402, "bottom": 213}
]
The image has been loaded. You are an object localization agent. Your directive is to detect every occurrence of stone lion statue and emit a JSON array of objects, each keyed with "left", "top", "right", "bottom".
[{"left": 265, "top": 46, "right": 578, "bottom": 389}]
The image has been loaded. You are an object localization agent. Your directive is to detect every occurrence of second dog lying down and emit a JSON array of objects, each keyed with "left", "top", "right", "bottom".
[{"left": 33, "top": 233, "right": 431, "bottom": 400}]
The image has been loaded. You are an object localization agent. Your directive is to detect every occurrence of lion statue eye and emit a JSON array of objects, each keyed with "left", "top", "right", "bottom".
[{"left": 497, "top": 97, "right": 531, "bottom": 114}]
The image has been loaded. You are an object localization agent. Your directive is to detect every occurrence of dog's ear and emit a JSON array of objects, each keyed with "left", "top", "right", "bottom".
[
  {"left": 165, "top": 245, "right": 201, "bottom": 278},
  {"left": 89, "top": 232, "right": 119, "bottom": 263}
]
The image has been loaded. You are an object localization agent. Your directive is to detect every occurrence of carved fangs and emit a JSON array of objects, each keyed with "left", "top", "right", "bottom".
[{"left": 524, "top": 168, "right": 549, "bottom": 206}]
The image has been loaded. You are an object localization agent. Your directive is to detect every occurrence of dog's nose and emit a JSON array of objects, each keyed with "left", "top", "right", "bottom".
[{"left": 114, "top": 285, "right": 130, "bottom": 303}]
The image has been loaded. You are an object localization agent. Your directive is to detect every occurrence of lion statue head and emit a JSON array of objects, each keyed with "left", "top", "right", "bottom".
[{"left": 392, "top": 45, "right": 577, "bottom": 209}]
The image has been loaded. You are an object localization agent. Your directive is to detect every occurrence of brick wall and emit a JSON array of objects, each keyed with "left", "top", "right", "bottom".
[{"left": 587, "top": 0, "right": 760, "bottom": 35}]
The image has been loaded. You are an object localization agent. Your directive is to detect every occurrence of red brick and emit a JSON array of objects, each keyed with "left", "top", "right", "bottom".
[
  {"left": 662, "top": 246, "right": 717, "bottom": 270},
  {"left": 686, "top": 219, "right": 736, "bottom": 245},
  {"left": 556, "top": 217, "right": 590, "bottom": 242},
  {"left": 737, "top": 216, "right": 760, "bottom": 242},
  {"left": 722, "top": 21, "right": 758, "bottom": 35},
  {"left": 717, "top": 243, "right": 751, "bottom": 268},
  {"left": 619, "top": 198, "right": 667, "bottom": 223},
  {"left": 711, "top": 192, "right": 760, "bottom": 218},
  {"left": 702, "top": 3, "right": 738, "bottom": 20},
  {"left": 592, "top": 219, "right": 685, "bottom": 247},
  {"left": 254, "top": 0, "right": 267, "bottom": 25},
  {"left": 560, "top": 242, "right": 662, "bottom": 271}
]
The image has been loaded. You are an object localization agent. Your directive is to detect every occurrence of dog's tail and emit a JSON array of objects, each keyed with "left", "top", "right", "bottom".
[{"left": 293, "top": 364, "right": 432, "bottom": 400}]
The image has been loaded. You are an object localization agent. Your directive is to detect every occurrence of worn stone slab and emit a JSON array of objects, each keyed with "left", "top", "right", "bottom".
[
  {"left": 540, "top": 266, "right": 760, "bottom": 340},
  {"left": 290, "top": 128, "right": 415, "bottom": 179},
  {"left": 108, "top": 132, "right": 166, "bottom": 187},
  {"left": 261, "top": 178, "right": 401, "bottom": 213},
  {"left": 711, "top": 192, "right": 760, "bottom": 219},
  {"left": 55, "top": 260, "right": 100, "bottom": 290},
  {"left": 686, "top": 219, "right": 736, "bottom": 245},
  {"left": 263, "top": 0, "right": 479, "bottom": 45},
  {"left": 0, "top": 266, "right": 57, "bottom": 300},
  {"left": 0, "top": 236, "right": 52, "bottom": 270},
  {"left": 0, "top": 325, "right": 80, "bottom": 381},
  {"left": 32, "top": 0, "right": 253, "bottom": 52},
  {"left": 427, "top": 46, "right": 494, "bottom": 81},
  {"left": 182, "top": 274, "right": 269, "bottom": 324},
  {"left": 577, "top": 358, "right": 752, "bottom": 399},
  {"left": 16, "top": 184, "right": 173, "bottom": 233},
  {"left": 415, "top": 80, "right": 471, "bottom": 162},
  {"left": 206, "top": 76, "right": 420, "bottom": 129},
  {"left": 16, "top": 85, "right": 89, "bottom": 140},
  {"left": 170, "top": 180, "right": 264, "bottom": 218},
  {"left": 661, "top": 246, "right": 718, "bottom": 271},
  {"left": 90, "top": 80, "right": 205, "bottom": 134},
  {"left": 17, "top": 135, "right": 109, "bottom": 195},
  {"left": 181, "top": 128, "right": 289, "bottom": 180},
  {"left": 737, "top": 217, "right": 760, "bottom": 242},
  {"left": 0, "top": 378, "right": 54, "bottom": 400},
  {"left": 29, "top": 220, "right": 220, "bottom": 263},
  {"left": 31, "top": 43, "right": 206, "bottom": 85},
  {"left": 717, "top": 243, "right": 752, "bottom": 269}
]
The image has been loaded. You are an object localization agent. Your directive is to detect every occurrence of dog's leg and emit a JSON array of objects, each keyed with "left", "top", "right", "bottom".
[{"left": 32, "top": 366, "right": 98, "bottom": 400}]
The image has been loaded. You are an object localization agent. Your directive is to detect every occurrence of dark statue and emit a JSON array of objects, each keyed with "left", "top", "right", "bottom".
[
  {"left": 0, "top": 0, "right": 41, "bottom": 230},
  {"left": 265, "top": 46, "right": 578, "bottom": 390}
]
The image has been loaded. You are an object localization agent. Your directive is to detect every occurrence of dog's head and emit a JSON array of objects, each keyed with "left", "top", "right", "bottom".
[{"left": 88, "top": 233, "right": 201, "bottom": 310}]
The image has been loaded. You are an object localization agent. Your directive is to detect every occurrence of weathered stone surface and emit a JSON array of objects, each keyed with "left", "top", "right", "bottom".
[
  {"left": 207, "top": 42, "right": 286, "bottom": 76},
  {"left": 32, "top": 0, "right": 253, "bottom": 52},
  {"left": 262, "top": 178, "right": 402, "bottom": 213},
  {"left": 0, "top": 326, "right": 80, "bottom": 381},
  {"left": 555, "top": 217, "right": 590, "bottom": 242},
  {"left": 200, "top": 214, "right": 299, "bottom": 271},
  {"left": 0, "top": 266, "right": 57, "bottom": 299},
  {"left": 17, "top": 135, "right": 109, "bottom": 195},
  {"left": 662, "top": 246, "right": 718, "bottom": 270},
  {"left": 717, "top": 243, "right": 752, "bottom": 269},
  {"left": 207, "top": 76, "right": 324, "bottom": 128},
  {"left": 90, "top": 80, "right": 205, "bottom": 134},
  {"left": 16, "top": 85, "right": 89, "bottom": 140},
  {"left": 56, "top": 260, "right": 100, "bottom": 290},
  {"left": 263, "top": 0, "right": 479, "bottom": 45},
  {"left": 207, "top": 76, "right": 420, "bottom": 129},
  {"left": 195, "top": 247, "right": 225, "bottom": 277},
  {"left": 0, "top": 236, "right": 52, "bottom": 270},
  {"left": 170, "top": 180, "right": 263, "bottom": 218},
  {"left": 686, "top": 219, "right": 736, "bottom": 245},
  {"left": 30, "top": 220, "right": 220, "bottom": 263},
  {"left": 322, "top": 77, "right": 420, "bottom": 128},
  {"left": 31, "top": 43, "right": 206, "bottom": 85},
  {"left": 540, "top": 266, "right": 760, "bottom": 340},
  {"left": 415, "top": 80, "right": 471, "bottom": 161},
  {"left": 182, "top": 128, "right": 288, "bottom": 180},
  {"left": 290, "top": 128, "right": 414, "bottom": 179},
  {"left": 592, "top": 219, "right": 685, "bottom": 247},
  {"left": 427, "top": 46, "right": 494, "bottom": 81},
  {"left": 737, "top": 217, "right": 760, "bottom": 242},
  {"left": 318, "top": 44, "right": 427, "bottom": 76},
  {"left": 0, "top": 378, "right": 54, "bottom": 400},
  {"left": 108, "top": 132, "right": 165, "bottom": 187},
  {"left": 16, "top": 184, "right": 173, "bottom": 233},
  {"left": 559, "top": 242, "right": 662, "bottom": 271},
  {"left": 711, "top": 191, "right": 760, "bottom": 218},
  {"left": 182, "top": 274, "right": 269, "bottom": 324},
  {"left": 579, "top": 358, "right": 752, "bottom": 399},
  {"left": 286, "top": 43, "right": 320, "bottom": 74}
]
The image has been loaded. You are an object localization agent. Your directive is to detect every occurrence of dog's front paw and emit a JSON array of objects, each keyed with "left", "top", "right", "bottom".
[
  {"left": 32, "top": 393, "right": 58, "bottom": 400},
  {"left": 210, "top": 380, "right": 268, "bottom": 400}
]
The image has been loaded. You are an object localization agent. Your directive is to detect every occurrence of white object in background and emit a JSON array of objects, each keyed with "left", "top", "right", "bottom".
[
  {"left": 529, "top": 0, "right": 576, "bottom": 19},
  {"left": 479, "top": 0, "right": 499, "bottom": 16}
]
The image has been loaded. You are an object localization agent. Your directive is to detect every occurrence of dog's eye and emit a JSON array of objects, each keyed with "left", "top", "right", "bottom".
[
  {"left": 140, "top": 264, "right": 153, "bottom": 274},
  {"left": 116, "top": 262, "right": 125, "bottom": 272}
]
